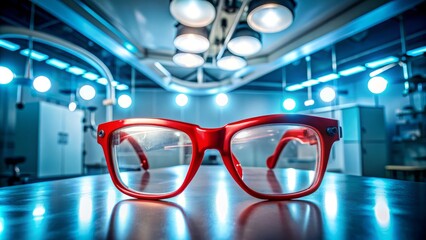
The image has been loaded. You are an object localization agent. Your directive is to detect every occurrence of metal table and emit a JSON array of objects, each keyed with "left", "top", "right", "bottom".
[{"left": 0, "top": 166, "right": 425, "bottom": 239}]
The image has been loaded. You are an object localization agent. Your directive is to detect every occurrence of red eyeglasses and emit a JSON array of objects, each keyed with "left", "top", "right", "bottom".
[{"left": 97, "top": 114, "right": 340, "bottom": 200}]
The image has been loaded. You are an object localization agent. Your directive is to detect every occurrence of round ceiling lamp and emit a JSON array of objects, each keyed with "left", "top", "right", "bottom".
[
  {"left": 320, "top": 87, "right": 336, "bottom": 103},
  {"left": 217, "top": 51, "right": 247, "bottom": 71},
  {"left": 368, "top": 76, "right": 388, "bottom": 94},
  {"left": 283, "top": 98, "right": 296, "bottom": 111},
  {"left": 174, "top": 25, "right": 209, "bottom": 53},
  {"left": 175, "top": 93, "right": 189, "bottom": 107},
  {"left": 173, "top": 51, "right": 205, "bottom": 68},
  {"left": 0, "top": 66, "right": 14, "bottom": 84},
  {"left": 79, "top": 85, "right": 96, "bottom": 101},
  {"left": 228, "top": 23, "right": 262, "bottom": 57},
  {"left": 247, "top": 0, "right": 296, "bottom": 33},
  {"left": 170, "top": 0, "right": 216, "bottom": 27},
  {"left": 33, "top": 76, "right": 52, "bottom": 93},
  {"left": 118, "top": 94, "right": 132, "bottom": 109}
]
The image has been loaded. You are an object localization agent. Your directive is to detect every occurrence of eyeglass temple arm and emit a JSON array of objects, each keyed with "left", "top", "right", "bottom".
[
  {"left": 266, "top": 128, "right": 317, "bottom": 169},
  {"left": 119, "top": 132, "right": 150, "bottom": 170}
]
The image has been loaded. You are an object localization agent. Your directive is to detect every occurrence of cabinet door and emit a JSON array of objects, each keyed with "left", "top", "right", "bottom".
[
  {"left": 359, "top": 108, "right": 386, "bottom": 141},
  {"left": 343, "top": 142, "right": 362, "bottom": 176},
  {"left": 38, "top": 103, "right": 63, "bottom": 177},
  {"left": 362, "top": 142, "right": 387, "bottom": 177},
  {"left": 62, "top": 109, "right": 83, "bottom": 175}
]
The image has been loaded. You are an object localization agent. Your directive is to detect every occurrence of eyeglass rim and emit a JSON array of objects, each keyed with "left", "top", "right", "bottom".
[{"left": 97, "top": 114, "right": 340, "bottom": 200}]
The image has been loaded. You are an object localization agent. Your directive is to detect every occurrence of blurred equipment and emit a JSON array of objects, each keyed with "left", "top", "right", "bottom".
[{"left": 4, "top": 156, "right": 29, "bottom": 185}]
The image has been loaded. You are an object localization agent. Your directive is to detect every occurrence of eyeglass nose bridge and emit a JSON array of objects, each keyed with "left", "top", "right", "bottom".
[{"left": 196, "top": 127, "right": 225, "bottom": 152}]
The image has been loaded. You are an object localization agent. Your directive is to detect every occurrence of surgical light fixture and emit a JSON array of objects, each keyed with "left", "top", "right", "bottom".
[
  {"left": 173, "top": 52, "right": 205, "bottom": 68},
  {"left": 19, "top": 49, "right": 49, "bottom": 61},
  {"left": 215, "top": 93, "right": 228, "bottom": 107},
  {"left": 174, "top": 25, "right": 209, "bottom": 53},
  {"left": 170, "top": 0, "right": 216, "bottom": 27},
  {"left": 118, "top": 94, "right": 132, "bottom": 109},
  {"left": 247, "top": 0, "right": 296, "bottom": 33},
  {"left": 228, "top": 23, "right": 262, "bottom": 57},
  {"left": 175, "top": 93, "right": 188, "bottom": 107},
  {"left": 0, "top": 66, "right": 14, "bottom": 84},
  {"left": 217, "top": 51, "right": 247, "bottom": 71},
  {"left": 79, "top": 85, "right": 96, "bottom": 101},
  {"left": 32, "top": 76, "right": 51, "bottom": 93},
  {"left": 368, "top": 76, "right": 388, "bottom": 94},
  {"left": 0, "top": 39, "right": 20, "bottom": 51},
  {"left": 46, "top": 58, "right": 70, "bottom": 70},
  {"left": 283, "top": 98, "right": 296, "bottom": 111},
  {"left": 320, "top": 87, "right": 336, "bottom": 103},
  {"left": 338, "top": 66, "right": 366, "bottom": 76}
]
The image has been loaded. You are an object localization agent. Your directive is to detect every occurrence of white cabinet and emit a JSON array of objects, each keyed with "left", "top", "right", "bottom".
[
  {"left": 15, "top": 102, "right": 84, "bottom": 178},
  {"left": 311, "top": 105, "right": 388, "bottom": 177}
]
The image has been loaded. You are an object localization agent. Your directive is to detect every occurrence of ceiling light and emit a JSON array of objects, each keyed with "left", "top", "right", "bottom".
[
  {"left": 82, "top": 72, "right": 99, "bottom": 81},
  {"left": 285, "top": 84, "right": 303, "bottom": 91},
  {"left": 116, "top": 84, "right": 129, "bottom": 91},
  {"left": 173, "top": 52, "right": 205, "bottom": 68},
  {"left": 33, "top": 76, "right": 51, "bottom": 93},
  {"left": 20, "top": 49, "right": 49, "bottom": 61},
  {"left": 0, "top": 39, "right": 20, "bottom": 51},
  {"left": 368, "top": 76, "right": 388, "bottom": 94},
  {"left": 228, "top": 23, "right": 262, "bottom": 57},
  {"left": 175, "top": 93, "right": 188, "bottom": 107},
  {"left": 304, "top": 99, "right": 315, "bottom": 106},
  {"left": 301, "top": 79, "right": 319, "bottom": 87},
  {"left": 317, "top": 73, "right": 339, "bottom": 83},
  {"left": 247, "top": 0, "right": 296, "bottom": 33},
  {"left": 406, "top": 46, "right": 426, "bottom": 57},
  {"left": 365, "top": 56, "right": 398, "bottom": 69},
  {"left": 118, "top": 94, "right": 132, "bottom": 109},
  {"left": 320, "top": 87, "right": 336, "bottom": 103},
  {"left": 68, "top": 101, "right": 77, "bottom": 112},
  {"left": 0, "top": 66, "right": 14, "bottom": 84},
  {"left": 217, "top": 51, "right": 247, "bottom": 71},
  {"left": 96, "top": 78, "right": 108, "bottom": 85},
  {"left": 79, "top": 85, "right": 96, "bottom": 101},
  {"left": 170, "top": 0, "right": 216, "bottom": 27},
  {"left": 283, "top": 98, "right": 296, "bottom": 111},
  {"left": 174, "top": 25, "right": 209, "bottom": 53},
  {"left": 215, "top": 93, "right": 228, "bottom": 107},
  {"left": 338, "top": 66, "right": 366, "bottom": 76},
  {"left": 46, "top": 58, "right": 70, "bottom": 70},
  {"left": 66, "top": 66, "right": 86, "bottom": 76}
]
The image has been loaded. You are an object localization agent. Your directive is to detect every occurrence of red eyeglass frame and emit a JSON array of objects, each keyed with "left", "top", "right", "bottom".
[{"left": 97, "top": 114, "right": 340, "bottom": 200}]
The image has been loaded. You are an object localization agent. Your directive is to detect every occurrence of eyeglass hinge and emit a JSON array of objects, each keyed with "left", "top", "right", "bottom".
[{"left": 326, "top": 127, "right": 338, "bottom": 137}]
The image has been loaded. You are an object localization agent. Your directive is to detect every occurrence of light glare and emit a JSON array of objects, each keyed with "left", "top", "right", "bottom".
[
  {"left": 0, "top": 66, "right": 14, "bottom": 84},
  {"left": 68, "top": 102, "right": 77, "bottom": 112},
  {"left": 215, "top": 93, "right": 228, "bottom": 107},
  {"left": 368, "top": 76, "right": 388, "bottom": 94},
  {"left": 320, "top": 87, "right": 336, "bottom": 103},
  {"left": 283, "top": 98, "right": 296, "bottom": 111},
  {"left": 33, "top": 76, "right": 51, "bottom": 93},
  {"left": 79, "top": 85, "right": 96, "bottom": 101},
  {"left": 118, "top": 94, "right": 132, "bottom": 108},
  {"left": 175, "top": 93, "right": 188, "bottom": 107}
]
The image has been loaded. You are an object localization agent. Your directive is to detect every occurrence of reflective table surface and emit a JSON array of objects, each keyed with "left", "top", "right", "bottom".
[{"left": 0, "top": 166, "right": 425, "bottom": 239}]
